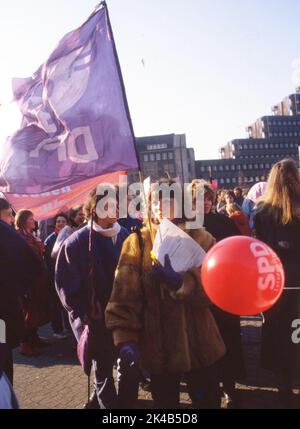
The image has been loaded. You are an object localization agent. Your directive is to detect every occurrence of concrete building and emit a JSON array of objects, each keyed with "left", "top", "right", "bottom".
[{"left": 196, "top": 91, "right": 300, "bottom": 188}]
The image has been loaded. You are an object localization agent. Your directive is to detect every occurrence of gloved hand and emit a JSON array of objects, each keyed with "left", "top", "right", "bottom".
[
  {"left": 118, "top": 342, "right": 139, "bottom": 368},
  {"left": 152, "top": 254, "right": 184, "bottom": 292}
]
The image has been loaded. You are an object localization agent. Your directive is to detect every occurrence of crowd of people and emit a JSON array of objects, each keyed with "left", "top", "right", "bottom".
[{"left": 1, "top": 158, "right": 300, "bottom": 409}]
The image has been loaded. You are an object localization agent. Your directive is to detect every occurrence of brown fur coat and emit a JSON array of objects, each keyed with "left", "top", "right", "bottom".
[{"left": 105, "top": 222, "right": 225, "bottom": 375}]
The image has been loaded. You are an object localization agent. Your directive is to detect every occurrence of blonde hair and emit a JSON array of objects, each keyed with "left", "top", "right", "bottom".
[
  {"left": 226, "top": 203, "right": 241, "bottom": 215},
  {"left": 218, "top": 190, "right": 227, "bottom": 203},
  {"left": 259, "top": 158, "right": 300, "bottom": 225}
]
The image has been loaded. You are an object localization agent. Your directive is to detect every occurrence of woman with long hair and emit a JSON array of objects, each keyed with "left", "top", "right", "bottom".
[
  {"left": 255, "top": 158, "right": 300, "bottom": 408},
  {"left": 106, "top": 178, "right": 225, "bottom": 409},
  {"left": 15, "top": 210, "right": 49, "bottom": 356},
  {"left": 191, "top": 180, "right": 245, "bottom": 409}
]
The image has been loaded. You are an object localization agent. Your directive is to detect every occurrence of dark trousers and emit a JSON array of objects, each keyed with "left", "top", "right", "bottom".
[
  {"left": 50, "top": 284, "right": 69, "bottom": 334},
  {"left": 22, "top": 327, "right": 38, "bottom": 345},
  {"left": 3, "top": 347, "right": 13, "bottom": 385},
  {"left": 150, "top": 365, "right": 221, "bottom": 409},
  {"left": 72, "top": 316, "right": 140, "bottom": 409},
  {"left": 93, "top": 356, "right": 117, "bottom": 409},
  {"left": 92, "top": 335, "right": 140, "bottom": 409},
  {"left": 117, "top": 358, "right": 140, "bottom": 409}
]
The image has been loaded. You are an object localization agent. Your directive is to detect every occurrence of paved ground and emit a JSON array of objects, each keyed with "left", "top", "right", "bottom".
[{"left": 12, "top": 317, "right": 299, "bottom": 409}]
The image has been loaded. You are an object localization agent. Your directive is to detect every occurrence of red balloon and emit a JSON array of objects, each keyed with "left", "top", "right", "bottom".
[{"left": 201, "top": 236, "right": 285, "bottom": 316}]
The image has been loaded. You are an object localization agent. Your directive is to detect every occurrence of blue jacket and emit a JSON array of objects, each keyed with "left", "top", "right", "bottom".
[
  {"left": 242, "top": 198, "right": 256, "bottom": 229},
  {"left": 55, "top": 225, "right": 129, "bottom": 321}
]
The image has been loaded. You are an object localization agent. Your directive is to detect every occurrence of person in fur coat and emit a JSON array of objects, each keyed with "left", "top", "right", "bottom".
[{"left": 105, "top": 179, "right": 226, "bottom": 409}]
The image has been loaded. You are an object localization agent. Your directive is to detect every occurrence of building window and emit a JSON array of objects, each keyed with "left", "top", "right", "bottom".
[
  {"left": 200, "top": 167, "right": 205, "bottom": 173},
  {"left": 150, "top": 154, "right": 155, "bottom": 161},
  {"left": 168, "top": 152, "right": 174, "bottom": 160},
  {"left": 225, "top": 165, "right": 229, "bottom": 171},
  {"left": 156, "top": 153, "right": 161, "bottom": 161},
  {"left": 162, "top": 153, "right": 167, "bottom": 160},
  {"left": 147, "top": 144, "right": 167, "bottom": 151},
  {"left": 219, "top": 166, "right": 224, "bottom": 171},
  {"left": 144, "top": 154, "right": 148, "bottom": 162}
]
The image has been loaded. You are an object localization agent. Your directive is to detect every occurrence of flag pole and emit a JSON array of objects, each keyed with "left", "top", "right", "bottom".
[
  {"left": 105, "top": 2, "right": 154, "bottom": 243},
  {"left": 138, "top": 170, "right": 155, "bottom": 244}
]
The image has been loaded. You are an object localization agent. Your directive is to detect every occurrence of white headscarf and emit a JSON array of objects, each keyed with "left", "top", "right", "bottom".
[{"left": 247, "top": 182, "right": 268, "bottom": 205}]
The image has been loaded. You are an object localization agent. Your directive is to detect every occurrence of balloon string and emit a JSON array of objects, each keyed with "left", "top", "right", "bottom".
[{"left": 284, "top": 288, "right": 300, "bottom": 290}]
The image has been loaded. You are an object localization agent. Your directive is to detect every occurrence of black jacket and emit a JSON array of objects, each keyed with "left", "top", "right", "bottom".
[
  {"left": 255, "top": 209, "right": 300, "bottom": 374},
  {"left": 204, "top": 212, "right": 240, "bottom": 242},
  {"left": 203, "top": 211, "right": 245, "bottom": 380},
  {"left": 0, "top": 221, "right": 40, "bottom": 348}
]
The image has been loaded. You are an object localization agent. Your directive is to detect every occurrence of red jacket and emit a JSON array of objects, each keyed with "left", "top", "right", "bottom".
[
  {"left": 229, "top": 211, "right": 251, "bottom": 236},
  {"left": 17, "top": 230, "right": 49, "bottom": 328}
]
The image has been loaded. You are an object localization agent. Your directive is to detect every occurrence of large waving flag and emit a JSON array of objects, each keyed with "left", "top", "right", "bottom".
[
  {"left": 6, "top": 171, "right": 125, "bottom": 221},
  {"left": 0, "top": 2, "right": 139, "bottom": 194}
]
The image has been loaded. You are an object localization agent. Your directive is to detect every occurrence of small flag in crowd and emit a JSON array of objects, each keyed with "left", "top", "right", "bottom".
[{"left": 0, "top": 2, "right": 139, "bottom": 194}]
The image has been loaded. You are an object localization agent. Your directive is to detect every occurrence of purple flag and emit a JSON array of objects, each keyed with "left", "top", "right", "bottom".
[{"left": 0, "top": 2, "right": 139, "bottom": 194}]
